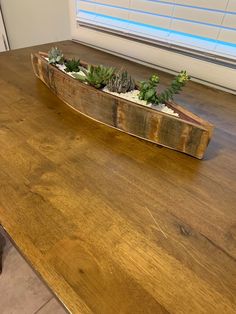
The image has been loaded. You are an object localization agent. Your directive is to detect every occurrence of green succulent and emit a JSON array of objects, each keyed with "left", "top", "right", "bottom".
[
  {"left": 157, "top": 71, "right": 190, "bottom": 103},
  {"left": 73, "top": 64, "right": 115, "bottom": 89},
  {"left": 107, "top": 70, "right": 135, "bottom": 93},
  {"left": 48, "top": 47, "right": 64, "bottom": 65},
  {"left": 139, "top": 71, "right": 190, "bottom": 105},
  {"left": 139, "top": 74, "right": 160, "bottom": 103},
  {"left": 64, "top": 58, "right": 81, "bottom": 72}
]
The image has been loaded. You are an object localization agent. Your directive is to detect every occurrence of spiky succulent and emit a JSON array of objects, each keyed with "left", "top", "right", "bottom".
[
  {"left": 157, "top": 71, "right": 190, "bottom": 103},
  {"left": 107, "top": 70, "right": 135, "bottom": 93},
  {"left": 73, "top": 64, "right": 115, "bottom": 89},
  {"left": 48, "top": 47, "right": 64, "bottom": 65},
  {"left": 139, "top": 71, "right": 190, "bottom": 105},
  {"left": 64, "top": 58, "right": 81, "bottom": 72}
]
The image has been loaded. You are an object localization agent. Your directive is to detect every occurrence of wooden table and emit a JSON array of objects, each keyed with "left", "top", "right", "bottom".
[{"left": 0, "top": 41, "right": 236, "bottom": 314}]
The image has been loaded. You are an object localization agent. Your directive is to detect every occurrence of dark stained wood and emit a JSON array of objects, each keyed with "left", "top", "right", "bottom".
[
  {"left": 0, "top": 230, "right": 6, "bottom": 273},
  {"left": 31, "top": 52, "right": 213, "bottom": 159},
  {"left": 0, "top": 41, "right": 236, "bottom": 313}
]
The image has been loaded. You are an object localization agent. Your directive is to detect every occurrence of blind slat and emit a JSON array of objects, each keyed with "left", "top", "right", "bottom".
[
  {"left": 227, "top": 0, "right": 236, "bottom": 12},
  {"left": 175, "top": 0, "right": 228, "bottom": 11},
  {"left": 131, "top": 0, "right": 174, "bottom": 16},
  {"left": 77, "top": 0, "right": 236, "bottom": 60}
]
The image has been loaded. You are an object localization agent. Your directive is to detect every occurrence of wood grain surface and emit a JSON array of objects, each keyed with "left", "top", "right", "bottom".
[{"left": 0, "top": 41, "right": 236, "bottom": 314}]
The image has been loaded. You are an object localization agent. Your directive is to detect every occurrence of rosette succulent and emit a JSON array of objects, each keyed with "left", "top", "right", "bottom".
[
  {"left": 64, "top": 58, "right": 81, "bottom": 72},
  {"left": 48, "top": 47, "right": 64, "bottom": 65},
  {"left": 73, "top": 64, "right": 115, "bottom": 89}
]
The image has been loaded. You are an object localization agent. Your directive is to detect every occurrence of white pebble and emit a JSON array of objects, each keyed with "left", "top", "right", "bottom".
[{"left": 103, "top": 87, "right": 179, "bottom": 117}]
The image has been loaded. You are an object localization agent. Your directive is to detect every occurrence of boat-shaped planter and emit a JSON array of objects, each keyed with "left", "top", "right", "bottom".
[{"left": 31, "top": 52, "right": 213, "bottom": 159}]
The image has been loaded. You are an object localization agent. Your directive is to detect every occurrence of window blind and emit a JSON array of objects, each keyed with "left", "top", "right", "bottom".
[{"left": 76, "top": 0, "right": 236, "bottom": 62}]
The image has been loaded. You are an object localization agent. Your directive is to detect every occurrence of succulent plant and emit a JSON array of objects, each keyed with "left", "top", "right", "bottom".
[
  {"left": 48, "top": 47, "right": 64, "bottom": 65},
  {"left": 139, "top": 74, "right": 160, "bottom": 103},
  {"left": 157, "top": 71, "right": 190, "bottom": 103},
  {"left": 73, "top": 64, "right": 115, "bottom": 89},
  {"left": 64, "top": 58, "right": 81, "bottom": 72},
  {"left": 107, "top": 70, "right": 135, "bottom": 93},
  {"left": 139, "top": 71, "right": 190, "bottom": 105}
]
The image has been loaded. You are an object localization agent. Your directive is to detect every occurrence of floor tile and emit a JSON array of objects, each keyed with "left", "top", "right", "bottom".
[
  {"left": 36, "top": 298, "right": 68, "bottom": 314},
  {"left": 0, "top": 245, "right": 52, "bottom": 314}
]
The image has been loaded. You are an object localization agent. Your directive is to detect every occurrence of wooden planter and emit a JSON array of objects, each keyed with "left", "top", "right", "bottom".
[{"left": 31, "top": 52, "right": 213, "bottom": 159}]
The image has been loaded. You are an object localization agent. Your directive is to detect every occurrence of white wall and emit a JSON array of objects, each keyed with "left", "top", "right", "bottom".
[{"left": 0, "top": 0, "right": 71, "bottom": 49}]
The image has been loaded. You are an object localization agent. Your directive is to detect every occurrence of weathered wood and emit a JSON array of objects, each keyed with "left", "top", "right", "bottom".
[
  {"left": 0, "top": 41, "right": 236, "bottom": 314},
  {"left": 31, "top": 52, "right": 213, "bottom": 159}
]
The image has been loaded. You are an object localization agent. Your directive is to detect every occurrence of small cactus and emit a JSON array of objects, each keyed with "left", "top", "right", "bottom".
[
  {"left": 48, "top": 47, "right": 64, "bottom": 65},
  {"left": 107, "top": 70, "right": 135, "bottom": 93}
]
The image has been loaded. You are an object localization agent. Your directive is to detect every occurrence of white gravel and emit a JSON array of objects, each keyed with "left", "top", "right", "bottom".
[
  {"left": 103, "top": 87, "right": 179, "bottom": 117},
  {"left": 56, "top": 63, "right": 86, "bottom": 78},
  {"left": 43, "top": 57, "right": 85, "bottom": 78},
  {"left": 43, "top": 57, "right": 179, "bottom": 117}
]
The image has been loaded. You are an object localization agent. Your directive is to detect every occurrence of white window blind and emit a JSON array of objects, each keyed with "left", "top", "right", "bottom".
[{"left": 76, "top": 0, "right": 236, "bottom": 61}]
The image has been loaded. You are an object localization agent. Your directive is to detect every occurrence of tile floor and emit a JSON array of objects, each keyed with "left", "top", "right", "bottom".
[{"left": 0, "top": 227, "right": 68, "bottom": 314}]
